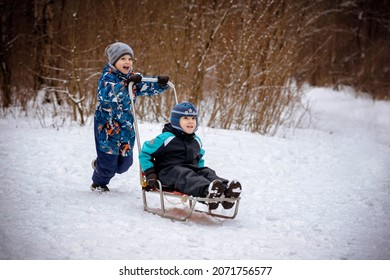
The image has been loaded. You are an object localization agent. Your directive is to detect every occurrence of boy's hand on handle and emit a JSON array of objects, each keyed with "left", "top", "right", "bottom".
[
  {"left": 146, "top": 173, "right": 159, "bottom": 189},
  {"left": 126, "top": 74, "right": 142, "bottom": 85},
  {"left": 157, "top": 76, "right": 169, "bottom": 87}
]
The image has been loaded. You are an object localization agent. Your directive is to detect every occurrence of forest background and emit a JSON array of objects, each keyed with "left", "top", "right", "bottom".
[{"left": 1, "top": 0, "right": 389, "bottom": 134}]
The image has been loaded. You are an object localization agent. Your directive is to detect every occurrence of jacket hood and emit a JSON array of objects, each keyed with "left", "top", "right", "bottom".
[{"left": 102, "top": 64, "right": 129, "bottom": 81}]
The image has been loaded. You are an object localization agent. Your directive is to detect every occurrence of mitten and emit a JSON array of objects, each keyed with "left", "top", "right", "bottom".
[
  {"left": 157, "top": 76, "right": 169, "bottom": 87},
  {"left": 146, "top": 173, "right": 160, "bottom": 189},
  {"left": 126, "top": 74, "right": 142, "bottom": 85}
]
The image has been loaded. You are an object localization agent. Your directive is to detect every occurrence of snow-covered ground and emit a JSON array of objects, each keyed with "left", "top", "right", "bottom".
[{"left": 0, "top": 87, "right": 389, "bottom": 261}]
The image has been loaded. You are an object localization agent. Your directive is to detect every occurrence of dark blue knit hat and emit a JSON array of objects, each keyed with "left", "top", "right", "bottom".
[{"left": 170, "top": 101, "right": 198, "bottom": 132}]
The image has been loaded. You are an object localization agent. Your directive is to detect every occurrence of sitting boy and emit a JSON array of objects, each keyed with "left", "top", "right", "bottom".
[{"left": 139, "top": 101, "right": 242, "bottom": 210}]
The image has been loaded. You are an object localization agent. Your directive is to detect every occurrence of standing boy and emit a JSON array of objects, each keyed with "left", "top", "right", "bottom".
[{"left": 91, "top": 42, "right": 169, "bottom": 192}]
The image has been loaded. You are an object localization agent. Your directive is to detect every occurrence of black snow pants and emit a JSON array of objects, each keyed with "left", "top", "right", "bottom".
[{"left": 157, "top": 164, "right": 228, "bottom": 197}]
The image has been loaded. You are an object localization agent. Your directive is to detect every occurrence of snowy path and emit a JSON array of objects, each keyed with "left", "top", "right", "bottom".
[{"left": 1, "top": 88, "right": 390, "bottom": 260}]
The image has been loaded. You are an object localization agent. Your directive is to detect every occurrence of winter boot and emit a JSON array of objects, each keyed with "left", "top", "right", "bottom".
[
  {"left": 206, "top": 180, "right": 224, "bottom": 210},
  {"left": 90, "top": 183, "right": 110, "bottom": 193},
  {"left": 91, "top": 159, "right": 97, "bottom": 170},
  {"left": 222, "top": 180, "right": 242, "bottom": 209}
]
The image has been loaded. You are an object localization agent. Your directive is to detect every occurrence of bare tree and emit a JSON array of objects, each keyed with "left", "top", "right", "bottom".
[
  {"left": 0, "top": 1, "right": 13, "bottom": 107},
  {"left": 1, "top": 0, "right": 389, "bottom": 130}
]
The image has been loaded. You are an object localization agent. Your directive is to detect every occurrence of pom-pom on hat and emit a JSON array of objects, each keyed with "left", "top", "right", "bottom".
[
  {"left": 105, "top": 42, "right": 134, "bottom": 66},
  {"left": 170, "top": 101, "right": 198, "bottom": 132}
]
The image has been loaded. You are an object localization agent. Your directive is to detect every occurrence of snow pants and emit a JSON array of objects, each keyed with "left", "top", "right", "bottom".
[
  {"left": 92, "top": 115, "right": 134, "bottom": 186},
  {"left": 157, "top": 165, "right": 228, "bottom": 197},
  {"left": 92, "top": 149, "right": 133, "bottom": 186}
]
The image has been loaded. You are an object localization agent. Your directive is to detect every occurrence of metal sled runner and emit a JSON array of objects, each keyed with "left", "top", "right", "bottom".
[
  {"left": 141, "top": 181, "right": 241, "bottom": 221},
  {"left": 129, "top": 78, "right": 241, "bottom": 221}
]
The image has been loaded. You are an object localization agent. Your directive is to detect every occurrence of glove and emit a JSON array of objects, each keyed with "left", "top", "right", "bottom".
[
  {"left": 126, "top": 74, "right": 142, "bottom": 85},
  {"left": 157, "top": 75, "right": 169, "bottom": 87},
  {"left": 146, "top": 173, "right": 160, "bottom": 189}
]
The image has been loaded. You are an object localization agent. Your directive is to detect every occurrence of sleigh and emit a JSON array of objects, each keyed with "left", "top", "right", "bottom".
[
  {"left": 129, "top": 78, "right": 241, "bottom": 221},
  {"left": 141, "top": 178, "right": 241, "bottom": 221}
]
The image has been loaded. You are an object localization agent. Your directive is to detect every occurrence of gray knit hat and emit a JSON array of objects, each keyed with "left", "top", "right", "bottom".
[{"left": 105, "top": 42, "right": 134, "bottom": 65}]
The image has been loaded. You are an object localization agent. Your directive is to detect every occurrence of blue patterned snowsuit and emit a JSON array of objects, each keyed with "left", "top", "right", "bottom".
[{"left": 92, "top": 64, "right": 167, "bottom": 186}]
